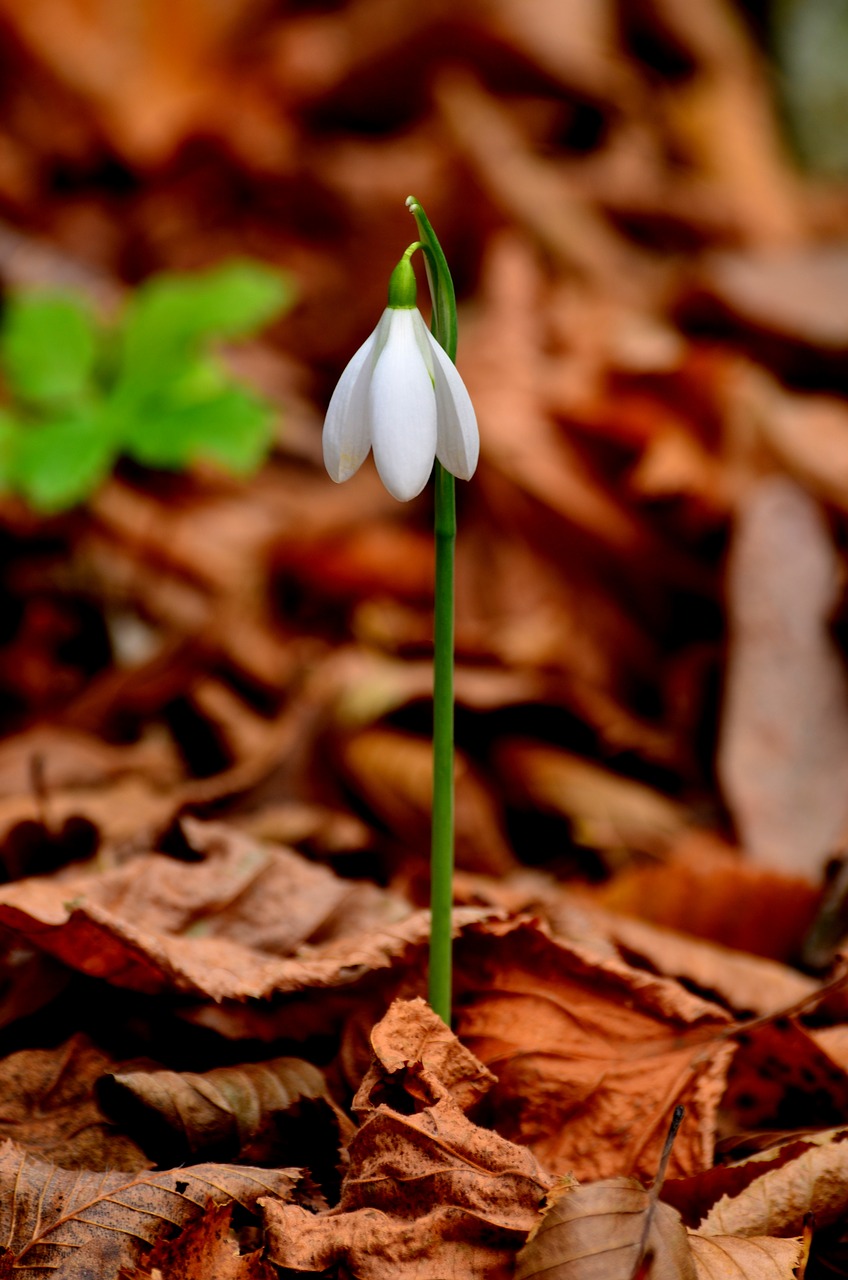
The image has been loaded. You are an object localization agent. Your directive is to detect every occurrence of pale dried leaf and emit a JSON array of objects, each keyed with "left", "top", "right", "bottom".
[
  {"left": 718, "top": 476, "right": 848, "bottom": 873},
  {"left": 514, "top": 1178, "right": 696, "bottom": 1280},
  {"left": 687, "top": 1230, "right": 803, "bottom": 1280},
  {"left": 698, "top": 1127, "right": 848, "bottom": 1236}
]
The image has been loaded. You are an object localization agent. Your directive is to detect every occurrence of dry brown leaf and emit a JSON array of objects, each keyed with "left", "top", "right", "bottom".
[
  {"left": 721, "top": 1018, "right": 848, "bottom": 1134},
  {"left": 663, "top": 1126, "right": 848, "bottom": 1236},
  {"left": 514, "top": 1177, "right": 696, "bottom": 1280},
  {"left": 264, "top": 997, "right": 553, "bottom": 1280},
  {"left": 120, "top": 1200, "right": 277, "bottom": 1280},
  {"left": 353, "top": 995, "right": 497, "bottom": 1115},
  {"left": 437, "top": 72, "right": 639, "bottom": 293},
  {"left": 0, "top": 818, "right": 414, "bottom": 998},
  {"left": 689, "top": 247, "right": 848, "bottom": 357},
  {"left": 687, "top": 1231, "right": 803, "bottom": 1280},
  {"left": 496, "top": 739, "right": 690, "bottom": 861},
  {"left": 575, "top": 909, "right": 818, "bottom": 1020},
  {"left": 454, "top": 917, "right": 733, "bottom": 1180},
  {"left": 0, "top": 1034, "right": 148, "bottom": 1170},
  {"left": 338, "top": 726, "right": 515, "bottom": 876},
  {"left": 591, "top": 832, "right": 820, "bottom": 961},
  {"left": 697, "top": 1127, "right": 848, "bottom": 1237},
  {"left": 454, "top": 866, "right": 819, "bottom": 1019},
  {"left": 461, "top": 234, "right": 654, "bottom": 556},
  {"left": 0, "top": 826, "right": 493, "bottom": 1019},
  {"left": 736, "top": 368, "right": 848, "bottom": 517},
  {"left": 0, "top": 1138, "right": 307, "bottom": 1279},
  {"left": 718, "top": 475, "right": 848, "bottom": 875},
  {"left": 98, "top": 1055, "right": 348, "bottom": 1167}
]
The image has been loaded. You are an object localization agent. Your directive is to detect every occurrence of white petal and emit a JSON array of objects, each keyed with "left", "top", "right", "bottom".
[
  {"left": 427, "top": 332, "right": 480, "bottom": 481},
  {"left": 322, "top": 327, "right": 378, "bottom": 482},
  {"left": 369, "top": 310, "right": 437, "bottom": 501}
]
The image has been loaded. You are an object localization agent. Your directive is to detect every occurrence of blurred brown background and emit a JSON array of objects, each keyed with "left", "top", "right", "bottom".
[{"left": 0, "top": 0, "right": 845, "bottom": 964}]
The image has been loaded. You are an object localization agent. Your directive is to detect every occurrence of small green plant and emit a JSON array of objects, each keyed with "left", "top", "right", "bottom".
[{"left": 0, "top": 259, "right": 295, "bottom": 513}]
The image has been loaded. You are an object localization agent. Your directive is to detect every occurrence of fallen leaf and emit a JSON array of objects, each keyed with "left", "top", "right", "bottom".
[
  {"left": 592, "top": 831, "right": 820, "bottom": 960},
  {"left": 0, "top": 1034, "right": 148, "bottom": 1170},
  {"left": 0, "top": 1138, "right": 307, "bottom": 1279},
  {"left": 353, "top": 995, "right": 496, "bottom": 1115},
  {"left": 664, "top": 1126, "right": 848, "bottom": 1236},
  {"left": 721, "top": 1017, "right": 848, "bottom": 1134},
  {"left": 687, "top": 1231, "right": 803, "bottom": 1279},
  {"left": 496, "top": 738, "right": 690, "bottom": 861},
  {"left": 120, "top": 1200, "right": 277, "bottom": 1280},
  {"left": 718, "top": 475, "right": 848, "bottom": 875},
  {"left": 687, "top": 246, "right": 848, "bottom": 359},
  {"left": 97, "top": 1056, "right": 348, "bottom": 1167},
  {"left": 0, "top": 826, "right": 494, "bottom": 1028},
  {"left": 514, "top": 1177, "right": 696, "bottom": 1280},
  {"left": 264, "top": 998, "right": 553, "bottom": 1280},
  {"left": 697, "top": 1127, "right": 848, "bottom": 1237},
  {"left": 339, "top": 726, "right": 515, "bottom": 876},
  {"left": 454, "top": 917, "right": 733, "bottom": 1180}
]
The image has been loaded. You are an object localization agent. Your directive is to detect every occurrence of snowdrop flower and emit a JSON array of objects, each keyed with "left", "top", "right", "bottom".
[{"left": 323, "top": 249, "right": 479, "bottom": 501}]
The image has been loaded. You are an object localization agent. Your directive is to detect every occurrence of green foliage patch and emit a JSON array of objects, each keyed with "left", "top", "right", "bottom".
[{"left": 0, "top": 259, "right": 294, "bottom": 512}]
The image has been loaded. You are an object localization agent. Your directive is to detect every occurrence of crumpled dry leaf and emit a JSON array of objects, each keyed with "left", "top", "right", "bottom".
[
  {"left": 686, "top": 1230, "right": 803, "bottom": 1280},
  {"left": 0, "top": 1138, "right": 308, "bottom": 1279},
  {"left": 0, "top": 1034, "right": 148, "bottom": 1170},
  {"left": 454, "top": 917, "right": 733, "bottom": 1180},
  {"left": 718, "top": 475, "right": 848, "bottom": 875},
  {"left": 514, "top": 1177, "right": 697, "bottom": 1280},
  {"left": 264, "top": 997, "right": 554, "bottom": 1280},
  {"left": 0, "top": 818, "right": 419, "bottom": 1001},
  {"left": 98, "top": 1055, "right": 348, "bottom": 1168},
  {"left": 353, "top": 994, "right": 497, "bottom": 1116}
]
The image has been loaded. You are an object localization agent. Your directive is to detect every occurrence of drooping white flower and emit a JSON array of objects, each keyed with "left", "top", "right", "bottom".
[{"left": 323, "top": 254, "right": 479, "bottom": 502}]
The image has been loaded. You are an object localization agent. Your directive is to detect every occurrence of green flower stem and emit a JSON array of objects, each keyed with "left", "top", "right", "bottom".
[
  {"left": 430, "top": 461, "right": 456, "bottom": 1022},
  {"left": 407, "top": 196, "right": 457, "bottom": 1024}
]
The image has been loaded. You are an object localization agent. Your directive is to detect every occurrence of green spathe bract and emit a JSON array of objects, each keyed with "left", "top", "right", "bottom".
[{"left": 0, "top": 259, "right": 294, "bottom": 513}]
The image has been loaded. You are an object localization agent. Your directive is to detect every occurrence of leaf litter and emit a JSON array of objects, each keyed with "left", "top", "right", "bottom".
[{"left": 0, "top": 0, "right": 846, "bottom": 1276}]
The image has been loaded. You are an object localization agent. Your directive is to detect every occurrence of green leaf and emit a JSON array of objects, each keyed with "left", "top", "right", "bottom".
[
  {"left": 12, "top": 413, "right": 118, "bottom": 512},
  {"left": 118, "top": 259, "right": 294, "bottom": 392},
  {"left": 1, "top": 294, "right": 98, "bottom": 406},
  {"left": 0, "top": 411, "right": 20, "bottom": 490},
  {"left": 122, "top": 387, "right": 274, "bottom": 475},
  {"left": 773, "top": 0, "right": 848, "bottom": 175}
]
